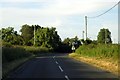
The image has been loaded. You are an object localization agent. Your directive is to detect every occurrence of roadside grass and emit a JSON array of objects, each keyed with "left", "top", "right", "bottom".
[
  {"left": 75, "top": 44, "right": 118, "bottom": 61},
  {"left": 18, "top": 46, "right": 51, "bottom": 54},
  {"left": 2, "top": 55, "right": 34, "bottom": 79},
  {"left": 2, "top": 47, "right": 33, "bottom": 63},
  {"left": 2, "top": 45, "right": 53, "bottom": 78},
  {"left": 2, "top": 46, "right": 35, "bottom": 78},
  {"left": 69, "top": 44, "right": 119, "bottom": 76}
]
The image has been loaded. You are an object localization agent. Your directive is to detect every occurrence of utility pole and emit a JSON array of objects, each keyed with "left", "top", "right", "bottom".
[
  {"left": 85, "top": 16, "right": 87, "bottom": 40},
  {"left": 82, "top": 31, "right": 84, "bottom": 40},
  {"left": 34, "top": 26, "right": 35, "bottom": 46}
]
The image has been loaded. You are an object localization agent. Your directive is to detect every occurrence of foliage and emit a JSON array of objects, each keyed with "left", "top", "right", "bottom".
[
  {"left": 20, "top": 24, "right": 42, "bottom": 45},
  {"left": 85, "top": 38, "right": 92, "bottom": 44},
  {"left": 63, "top": 36, "right": 81, "bottom": 49},
  {"left": 97, "top": 28, "right": 112, "bottom": 44},
  {"left": 20, "top": 24, "right": 34, "bottom": 45},
  {"left": 91, "top": 40, "right": 97, "bottom": 44},
  {"left": 80, "top": 38, "right": 93, "bottom": 45},
  {"left": 54, "top": 43, "right": 72, "bottom": 53},
  {"left": 20, "top": 24, "right": 62, "bottom": 50},
  {"left": 2, "top": 41, "right": 12, "bottom": 47},
  {"left": 1, "top": 27, "right": 23, "bottom": 45},
  {"left": 23, "top": 46, "right": 51, "bottom": 54},
  {"left": 75, "top": 44, "right": 118, "bottom": 60},
  {"left": 2, "top": 47, "right": 32, "bottom": 63},
  {"left": 1, "top": 25, "right": 62, "bottom": 51},
  {"left": 35, "top": 27, "right": 61, "bottom": 49}
]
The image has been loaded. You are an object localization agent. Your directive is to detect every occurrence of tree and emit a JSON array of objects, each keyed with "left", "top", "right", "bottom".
[
  {"left": 63, "top": 36, "right": 81, "bottom": 49},
  {"left": 35, "top": 27, "right": 61, "bottom": 49},
  {"left": 20, "top": 24, "right": 42, "bottom": 45},
  {"left": 1, "top": 27, "right": 24, "bottom": 45},
  {"left": 20, "top": 24, "right": 34, "bottom": 45},
  {"left": 63, "top": 38, "right": 70, "bottom": 45},
  {"left": 73, "top": 36, "right": 81, "bottom": 49},
  {"left": 80, "top": 38, "right": 93, "bottom": 45},
  {"left": 85, "top": 38, "right": 92, "bottom": 45},
  {"left": 97, "top": 28, "right": 112, "bottom": 44}
]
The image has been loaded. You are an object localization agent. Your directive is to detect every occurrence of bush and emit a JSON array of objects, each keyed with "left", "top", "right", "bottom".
[
  {"left": 23, "top": 46, "right": 51, "bottom": 54},
  {"left": 75, "top": 44, "right": 118, "bottom": 60},
  {"left": 54, "top": 43, "right": 72, "bottom": 53},
  {"left": 2, "top": 47, "right": 32, "bottom": 63},
  {"left": 2, "top": 41, "right": 12, "bottom": 47}
]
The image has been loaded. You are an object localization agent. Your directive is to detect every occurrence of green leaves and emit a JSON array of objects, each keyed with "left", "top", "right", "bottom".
[
  {"left": 97, "top": 28, "right": 112, "bottom": 44},
  {"left": 1, "top": 24, "right": 62, "bottom": 50},
  {"left": 35, "top": 27, "right": 61, "bottom": 49},
  {"left": 20, "top": 24, "right": 34, "bottom": 45},
  {"left": 75, "top": 44, "right": 118, "bottom": 60},
  {"left": 1, "top": 27, "right": 23, "bottom": 45}
]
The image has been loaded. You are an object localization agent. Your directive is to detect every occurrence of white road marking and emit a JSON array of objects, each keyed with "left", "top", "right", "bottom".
[
  {"left": 55, "top": 61, "right": 58, "bottom": 64},
  {"left": 53, "top": 56, "right": 55, "bottom": 58},
  {"left": 58, "top": 66, "right": 63, "bottom": 72},
  {"left": 53, "top": 58, "right": 69, "bottom": 80},
  {"left": 65, "top": 75, "right": 69, "bottom": 80},
  {"left": 53, "top": 56, "right": 69, "bottom": 80}
]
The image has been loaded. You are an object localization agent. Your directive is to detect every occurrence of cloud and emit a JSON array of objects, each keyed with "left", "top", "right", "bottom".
[
  {"left": 0, "top": 0, "right": 118, "bottom": 41},
  {"left": 1, "top": 0, "right": 117, "bottom": 27},
  {"left": 0, "top": 0, "right": 48, "bottom": 3},
  {"left": 0, "top": 0, "right": 118, "bottom": 17},
  {"left": 33, "top": 1, "right": 118, "bottom": 16},
  {"left": 0, "top": 0, "right": 119, "bottom": 3}
]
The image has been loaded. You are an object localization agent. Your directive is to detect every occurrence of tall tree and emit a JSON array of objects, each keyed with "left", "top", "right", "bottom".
[
  {"left": 35, "top": 27, "right": 61, "bottom": 49},
  {"left": 97, "top": 28, "right": 112, "bottom": 44},
  {"left": 20, "top": 24, "right": 34, "bottom": 45}
]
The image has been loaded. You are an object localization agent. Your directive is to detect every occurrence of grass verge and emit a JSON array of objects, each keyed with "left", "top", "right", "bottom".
[
  {"left": 2, "top": 46, "right": 36, "bottom": 79},
  {"left": 69, "top": 53, "right": 118, "bottom": 76},
  {"left": 2, "top": 55, "right": 35, "bottom": 79}
]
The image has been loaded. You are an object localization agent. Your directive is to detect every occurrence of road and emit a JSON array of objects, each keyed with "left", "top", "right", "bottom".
[{"left": 7, "top": 53, "right": 118, "bottom": 80}]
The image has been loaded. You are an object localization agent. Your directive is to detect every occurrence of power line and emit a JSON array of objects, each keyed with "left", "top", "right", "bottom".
[{"left": 88, "top": 1, "right": 120, "bottom": 18}]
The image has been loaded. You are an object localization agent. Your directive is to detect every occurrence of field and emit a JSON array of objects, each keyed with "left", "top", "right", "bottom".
[{"left": 69, "top": 44, "right": 119, "bottom": 75}]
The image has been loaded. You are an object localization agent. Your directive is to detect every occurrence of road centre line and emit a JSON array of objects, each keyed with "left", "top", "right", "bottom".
[
  {"left": 55, "top": 61, "right": 58, "bottom": 64},
  {"left": 53, "top": 56, "right": 55, "bottom": 58},
  {"left": 53, "top": 56, "right": 69, "bottom": 80},
  {"left": 65, "top": 75, "right": 70, "bottom": 80},
  {"left": 58, "top": 66, "right": 63, "bottom": 72}
]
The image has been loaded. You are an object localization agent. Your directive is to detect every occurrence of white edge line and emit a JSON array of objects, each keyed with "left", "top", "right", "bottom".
[
  {"left": 65, "top": 75, "right": 69, "bottom": 80},
  {"left": 58, "top": 66, "right": 63, "bottom": 72}
]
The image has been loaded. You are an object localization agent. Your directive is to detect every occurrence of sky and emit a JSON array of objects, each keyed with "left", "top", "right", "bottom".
[{"left": 0, "top": 0, "right": 119, "bottom": 43}]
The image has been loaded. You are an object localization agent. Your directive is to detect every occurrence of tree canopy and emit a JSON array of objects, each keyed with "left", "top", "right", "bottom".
[
  {"left": 97, "top": 28, "right": 112, "bottom": 44},
  {"left": 63, "top": 36, "right": 81, "bottom": 49},
  {"left": 1, "top": 24, "right": 113, "bottom": 53},
  {"left": 35, "top": 27, "right": 61, "bottom": 49},
  {"left": 1, "top": 27, "right": 23, "bottom": 45},
  {"left": 20, "top": 24, "right": 34, "bottom": 45},
  {"left": 1, "top": 24, "right": 62, "bottom": 50}
]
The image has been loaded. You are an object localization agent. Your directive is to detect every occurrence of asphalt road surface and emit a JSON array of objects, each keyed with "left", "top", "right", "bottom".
[{"left": 7, "top": 53, "right": 118, "bottom": 80}]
